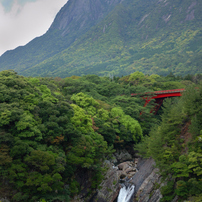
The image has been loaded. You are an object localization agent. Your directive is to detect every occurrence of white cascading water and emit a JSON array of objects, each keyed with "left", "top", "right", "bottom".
[{"left": 117, "top": 184, "right": 135, "bottom": 202}]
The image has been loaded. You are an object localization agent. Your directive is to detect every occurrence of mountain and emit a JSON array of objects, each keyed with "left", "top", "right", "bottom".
[
  {"left": 0, "top": 0, "right": 201, "bottom": 77},
  {"left": 0, "top": 0, "right": 123, "bottom": 73}
]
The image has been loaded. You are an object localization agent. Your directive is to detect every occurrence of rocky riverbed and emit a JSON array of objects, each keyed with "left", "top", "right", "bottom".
[
  {"left": 89, "top": 150, "right": 164, "bottom": 202},
  {"left": 92, "top": 151, "right": 177, "bottom": 202}
]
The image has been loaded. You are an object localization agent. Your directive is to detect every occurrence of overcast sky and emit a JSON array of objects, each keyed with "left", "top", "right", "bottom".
[{"left": 0, "top": 0, "right": 67, "bottom": 56}]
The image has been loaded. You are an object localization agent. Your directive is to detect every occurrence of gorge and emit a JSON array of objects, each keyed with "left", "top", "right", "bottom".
[
  {"left": 0, "top": 0, "right": 201, "bottom": 201},
  {"left": 0, "top": 71, "right": 201, "bottom": 202}
]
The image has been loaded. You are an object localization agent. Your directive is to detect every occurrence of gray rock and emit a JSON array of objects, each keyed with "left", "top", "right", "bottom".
[
  {"left": 118, "top": 162, "right": 130, "bottom": 170},
  {"left": 95, "top": 161, "right": 122, "bottom": 202},
  {"left": 130, "top": 158, "right": 179, "bottom": 202},
  {"left": 127, "top": 172, "right": 136, "bottom": 179},
  {"left": 132, "top": 158, "right": 156, "bottom": 193},
  {"left": 114, "top": 149, "right": 133, "bottom": 162},
  {"left": 136, "top": 168, "right": 162, "bottom": 202},
  {"left": 51, "top": 0, "right": 125, "bottom": 36},
  {"left": 125, "top": 167, "right": 136, "bottom": 174},
  {"left": 129, "top": 158, "right": 163, "bottom": 202}
]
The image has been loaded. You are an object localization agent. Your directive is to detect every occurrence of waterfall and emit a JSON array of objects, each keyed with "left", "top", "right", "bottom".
[{"left": 117, "top": 184, "right": 135, "bottom": 202}]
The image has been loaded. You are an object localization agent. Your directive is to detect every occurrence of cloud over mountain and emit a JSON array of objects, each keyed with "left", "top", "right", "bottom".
[
  {"left": 0, "top": 0, "right": 37, "bottom": 12},
  {"left": 0, "top": 0, "right": 67, "bottom": 55}
]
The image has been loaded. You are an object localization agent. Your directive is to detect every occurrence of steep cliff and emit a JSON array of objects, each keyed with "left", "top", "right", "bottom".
[{"left": 49, "top": 0, "right": 123, "bottom": 37}]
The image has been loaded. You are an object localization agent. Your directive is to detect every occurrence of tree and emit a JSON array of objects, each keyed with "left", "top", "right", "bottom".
[
  {"left": 70, "top": 104, "right": 94, "bottom": 134},
  {"left": 128, "top": 71, "right": 145, "bottom": 85},
  {"left": 111, "top": 107, "right": 143, "bottom": 143}
]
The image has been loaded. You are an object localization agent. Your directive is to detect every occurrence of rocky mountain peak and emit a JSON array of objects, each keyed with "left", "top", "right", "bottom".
[{"left": 49, "top": 0, "right": 124, "bottom": 36}]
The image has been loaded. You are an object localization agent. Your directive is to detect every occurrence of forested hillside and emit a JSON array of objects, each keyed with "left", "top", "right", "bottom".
[
  {"left": 0, "top": 70, "right": 201, "bottom": 201},
  {"left": 0, "top": 0, "right": 201, "bottom": 77},
  {"left": 0, "top": 0, "right": 123, "bottom": 74},
  {"left": 137, "top": 83, "right": 202, "bottom": 201}
]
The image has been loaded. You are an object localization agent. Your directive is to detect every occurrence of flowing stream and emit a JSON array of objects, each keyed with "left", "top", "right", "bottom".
[{"left": 117, "top": 184, "right": 135, "bottom": 202}]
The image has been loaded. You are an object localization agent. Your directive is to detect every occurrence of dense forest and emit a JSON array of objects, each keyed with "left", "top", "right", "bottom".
[
  {"left": 137, "top": 81, "right": 202, "bottom": 201},
  {"left": 0, "top": 70, "right": 201, "bottom": 201}
]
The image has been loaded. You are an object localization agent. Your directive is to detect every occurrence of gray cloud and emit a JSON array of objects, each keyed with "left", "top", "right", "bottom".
[
  {"left": 1, "top": 0, "right": 13, "bottom": 12},
  {"left": 0, "top": 0, "right": 37, "bottom": 12},
  {"left": 0, "top": 0, "right": 67, "bottom": 55}
]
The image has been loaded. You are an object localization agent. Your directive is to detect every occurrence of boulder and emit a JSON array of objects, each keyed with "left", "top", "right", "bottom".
[
  {"left": 114, "top": 149, "right": 133, "bottom": 162},
  {"left": 125, "top": 167, "right": 136, "bottom": 174},
  {"left": 117, "top": 162, "right": 130, "bottom": 171},
  {"left": 128, "top": 172, "right": 136, "bottom": 179}
]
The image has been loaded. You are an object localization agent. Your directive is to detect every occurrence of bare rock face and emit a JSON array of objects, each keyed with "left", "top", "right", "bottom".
[
  {"left": 72, "top": 149, "right": 135, "bottom": 202},
  {"left": 50, "top": 0, "right": 125, "bottom": 36},
  {"left": 130, "top": 158, "right": 171, "bottom": 202},
  {"left": 95, "top": 158, "right": 139, "bottom": 202},
  {"left": 132, "top": 158, "right": 156, "bottom": 192},
  {"left": 103, "top": 157, "right": 179, "bottom": 202},
  {"left": 72, "top": 160, "right": 122, "bottom": 202},
  {"left": 94, "top": 161, "right": 122, "bottom": 202},
  {"left": 72, "top": 153, "right": 173, "bottom": 202},
  {"left": 135, "top": 167, "right": 162, "bottom": 202}
]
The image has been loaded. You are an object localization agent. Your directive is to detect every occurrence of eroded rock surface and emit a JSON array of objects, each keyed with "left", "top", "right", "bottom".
[
  {"left": 94, "top": 161, "right": 122, "bottom": 202},
  {"left": 131, "top": 158, "right": 164, "bottom": 202},
  {"left": 92, "top": 150, "right": 137, "bottom": 202},
  {"left": 72, "top": 153, "right": 170, "bottom": 202}
]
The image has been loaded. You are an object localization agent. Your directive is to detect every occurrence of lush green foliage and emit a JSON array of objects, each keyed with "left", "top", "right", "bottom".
[
  {"left": 137, "top": 83, "right": 202, "bottom": 201},
  {"left": 0, "top": 70, "right": 200, "bottom": 201},
  {"left": 0, "top": 71, "right": 114, "bottom": 201}
]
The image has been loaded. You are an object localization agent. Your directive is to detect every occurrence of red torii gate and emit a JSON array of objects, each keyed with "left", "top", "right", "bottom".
[{"left": 131, "top": 88, "right": 185, "bottom": 114}]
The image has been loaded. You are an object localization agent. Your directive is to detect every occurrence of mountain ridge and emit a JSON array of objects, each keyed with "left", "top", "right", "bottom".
[
  {"left": 0, "top": 0, "right": 124, "bottom": 72},
  {"left": 0, "top": 0, "right": 201, "bottom": 77}
]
